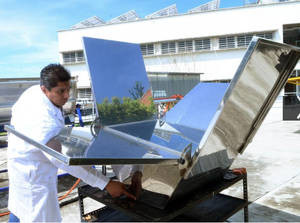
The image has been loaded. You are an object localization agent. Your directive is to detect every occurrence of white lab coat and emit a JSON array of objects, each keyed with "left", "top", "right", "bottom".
[{"left": 7, "top": 85, "right": 142, "bottom": 222}]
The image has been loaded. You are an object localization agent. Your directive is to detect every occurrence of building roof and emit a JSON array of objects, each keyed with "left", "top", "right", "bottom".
[
  {"left": 107, "top": 10, "right": 140, "bottom": 23},
  {"left": 66, "top": 0, "right": 298, "bottom": 31},
  {"left": 72, "top": 15, "right": 106, "bottom": 28},
  {"left": 71, "top": 0, "right": 225, "bottom": 29},
  {"left": 145, "top": 4, "right": 178, "bottom": 19},
  {"left": 188, "top": 0, "right": 220, "bottom": 13}
]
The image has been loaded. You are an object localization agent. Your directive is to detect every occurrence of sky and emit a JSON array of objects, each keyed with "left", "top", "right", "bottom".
[{"left": 0, "top": 0, "right": 244, "bottom": 79}]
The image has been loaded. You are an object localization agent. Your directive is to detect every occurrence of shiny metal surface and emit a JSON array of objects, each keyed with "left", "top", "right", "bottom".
[
  {"left": 187, "top": 37, "right": 300, "bottom": 177},
  {"left": 0, "top": 79, "right": 39, "bottom": 124},
  {"left": 82, "top": 37, "right": 155, "bottom": 126},
  {"left": 138, "top": 38, "right": 300, "bottom": 209},
  {"left": 0, "top": 78, "right": 77, "bottom": 125},
  {"left": 5, "top": 37, "right": 300, "bottom": 209},
  {"left": 163, "top": 83, "right": 229, "bottom": 133},
  {"left": 5, "top": 123, "right": 179, "bottom": 165}
]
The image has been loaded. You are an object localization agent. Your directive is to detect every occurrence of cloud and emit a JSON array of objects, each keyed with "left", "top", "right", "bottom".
[
  {"left": 10, "top": 41, "right": 59, "bottom": 63},
  {"left": 0, "top": 39, "right": 59, "bottom": 79},
  {"left": 0, "top": 1, "right": 63, "bottom": 77},
  {"left": 0, "top": 23, "right": 36, "bottom": 48}
]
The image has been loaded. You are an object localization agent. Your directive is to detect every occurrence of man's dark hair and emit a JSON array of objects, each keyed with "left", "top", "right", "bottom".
[{"left": 40, "top": 63, "right": 71, "bottom": 91}]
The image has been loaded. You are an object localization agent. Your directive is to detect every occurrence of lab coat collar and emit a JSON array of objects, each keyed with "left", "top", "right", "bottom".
[{"left": 40, "top": 89, "right": 65, "bottom": 124}]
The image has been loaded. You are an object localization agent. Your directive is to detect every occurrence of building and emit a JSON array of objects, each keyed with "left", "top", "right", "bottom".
[{"left": 57, "top": 0, "right": 300, "bottom": 116}]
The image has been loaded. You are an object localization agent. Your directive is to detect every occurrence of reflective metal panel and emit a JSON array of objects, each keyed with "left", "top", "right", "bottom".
[
  {"left": 5, "top": 37, "right": 300, "bottom": 210},
  {"left": 188, "top": 37, "right": 300, "bottom": 177},
  {"left": 163, "top": 83, "right": 229, "bottom": 137},
  {"left": 82, "top": 37, "right": 156, "bottom": 126},
  {"left": 139, "top": 38, "right": 300, "bottom": 209},
  {"left": 6, "top": 37, "right": 300, "bottom": 169},
  {"left": 5, "top": 124, "right": 179, "bottom": 166}
]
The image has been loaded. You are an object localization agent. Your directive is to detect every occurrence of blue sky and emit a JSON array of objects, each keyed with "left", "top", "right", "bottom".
[{"left": 0, "top": 0, "right": 244, "bottom": 79}]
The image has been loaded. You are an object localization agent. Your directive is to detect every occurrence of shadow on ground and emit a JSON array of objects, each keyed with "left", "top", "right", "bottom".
[{"left": 230, "top": 202, "right": 300, "bottom": 222}]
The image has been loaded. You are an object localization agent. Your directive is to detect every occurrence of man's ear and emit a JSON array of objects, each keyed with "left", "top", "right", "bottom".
[{"left": 41, "top": 86, "right": 47, "bottom": 94}]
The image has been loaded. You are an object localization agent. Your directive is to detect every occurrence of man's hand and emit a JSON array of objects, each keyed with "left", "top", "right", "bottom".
[
  {"left": 46, "top": 138, "right": 62, "bottom": 153},
  {"left": 129, "top": 171, "right": 142, "bottom": 198},
  {"left": 105, "top": 180, "right": 137, "bottom": 200}
]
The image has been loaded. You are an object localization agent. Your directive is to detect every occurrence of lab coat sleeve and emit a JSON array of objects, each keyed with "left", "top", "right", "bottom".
[
  {"left": 36, "top": 109, "right": 110, "bottom": 190},
  {"left": 49, "top": 157, "right": 110, "bottom": 190},
  {"left": 132, "top": 165, "right": 143, "bottom": 175},
  {"left": 11, "top": 87, "right": 110, "bottom": 190},
  {"left": 112, "top": 165, "right": 144, "bottom": 182}
]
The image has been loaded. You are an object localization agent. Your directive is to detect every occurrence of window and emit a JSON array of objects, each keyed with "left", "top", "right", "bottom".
[
  {"left": 140, "top": 32, "right": 275, "bottom": 55},
  {"left": 219, "top": 36, "right": 235, "bottom": 49},
  {"left": 63, "top": 53, "right": 76, "bottom": 63},
  {"left": 77, "top": 52, "right": 85, "bottom": 62},
  {"left": 63, "top": 51, "right": 85, "bottom": 64},
  {"left": 77, "top": 88, "right": 92, "bottom": 99},
  {"left": 140, "top": 44, "right": 154, "bottom": 56},
  {"left": 178, "top": 41, "right": 193, "bottom": 53},
  {"left": 195, "top": 38, "right": 211, "bottom": 51},
  {"left": 161, "top": 42, "right": 176, "bottom": 54},
  {"left": 237, "top": 35, "right": 253, "bottom": 48},
  {"left": 256, "top": 32, "right": 273, "bottom": 40}
]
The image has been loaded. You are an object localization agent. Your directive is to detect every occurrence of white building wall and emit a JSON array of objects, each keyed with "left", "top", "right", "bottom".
[
  {"left": 68, "top": 64, "right": 91, "bottom": 88},
  {"left": 58, "top": 1, "right": 300, "bottom": 87}
]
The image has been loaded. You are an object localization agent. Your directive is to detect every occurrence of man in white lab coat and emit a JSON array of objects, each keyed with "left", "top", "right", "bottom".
[{"left": 7, "top": 63, "right": 142, "bottom": 222}]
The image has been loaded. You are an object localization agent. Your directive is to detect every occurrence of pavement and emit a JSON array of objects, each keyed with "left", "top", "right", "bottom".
[
  {"left": 225, "top": 97, "right": 300, "bottom": 222},
  {"left": 1, "top": 97, "right": 300, "bottom": 222}
]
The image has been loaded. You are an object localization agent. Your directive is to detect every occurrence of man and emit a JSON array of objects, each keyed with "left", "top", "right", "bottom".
[{"left": 7, "top": 63, "right": 142, "bottom": 222}]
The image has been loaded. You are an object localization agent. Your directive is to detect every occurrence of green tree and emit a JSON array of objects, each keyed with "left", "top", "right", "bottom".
[
  {"left": 128, "top": 81, "right": 144, "bottom": 100},
  {"left": 97, "top": 96, "right": 156, "bottom": 126}
]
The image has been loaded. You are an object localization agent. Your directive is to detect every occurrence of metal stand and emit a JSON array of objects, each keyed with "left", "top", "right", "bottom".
[
  {"left": 243, "top": 174, "right": 249, "bottom": 222},
  {"left": 78, "top": 172, "right": 248, "bottom": 222}
]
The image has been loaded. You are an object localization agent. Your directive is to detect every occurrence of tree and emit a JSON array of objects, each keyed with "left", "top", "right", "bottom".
[
  {"left": 97, "top": 96, "right": 156, "bottom": 126},
  {"left": 128, "top": 81, "right": 145, "bottom": 100}
]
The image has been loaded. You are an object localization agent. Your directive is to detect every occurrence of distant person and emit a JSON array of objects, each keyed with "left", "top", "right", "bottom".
[{"left": 7, "top": 63, "right": 142, "bottom": 222}]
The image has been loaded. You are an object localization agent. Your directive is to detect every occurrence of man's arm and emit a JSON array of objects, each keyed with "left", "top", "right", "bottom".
[
  {"left": 105, "top": 180, "right": 137, "bottom": 200},
  {"left": 45, "top": 138, "right": 138, "bottom": 200},
  {"left": 129, "top": 171, "right": 143, "bottom": 198},
  {"left": 46, "top": 138, "right": 62, "bottom": 153}
]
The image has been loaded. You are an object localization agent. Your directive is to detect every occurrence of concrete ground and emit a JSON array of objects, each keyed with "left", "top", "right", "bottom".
[
  {"left": 224, "top": 98, "right": 300, "bottom": 222},
  {"left": 1, "top": 97, "right": 300, "bottom": 222}
]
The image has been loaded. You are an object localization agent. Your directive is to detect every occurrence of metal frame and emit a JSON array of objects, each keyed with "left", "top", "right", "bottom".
[
  {"left": 4, "top": 125, "right": 179, "bottom": 166},
  {"left": 78, "top": 171, "right": 249, "bottom": 222},
  {"left": 145, "top": 4, "right": 178, "bottom": 19},
  {"left": 243, "top": 175, "right": 249, "bottom": 222},
  {"left": 188, "top": 0, "right": 220, "bottom": 13},
  {"left": 4, "top": 125, "right": 69, "bottom": 164},
  {"left": 108, "top": 10, "right": 140, "bottom": 23},
  {"left": 72, "top": 15, "right": 106, "bottom": 28}
]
